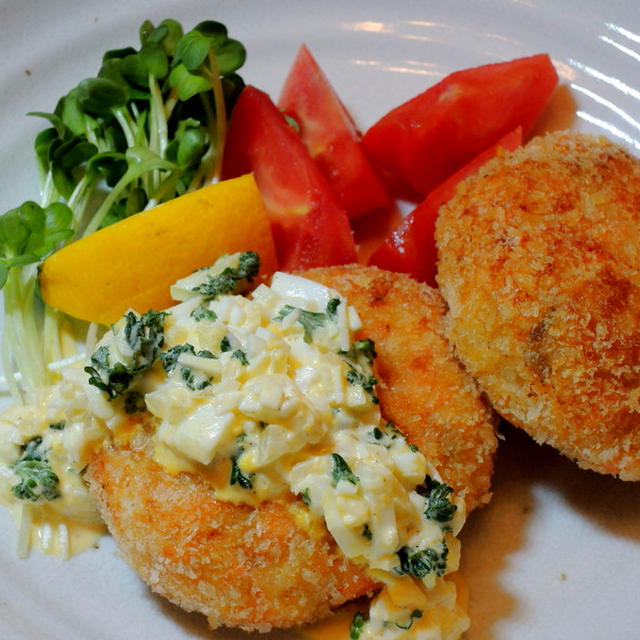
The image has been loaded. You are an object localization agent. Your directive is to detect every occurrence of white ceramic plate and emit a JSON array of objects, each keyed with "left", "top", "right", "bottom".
[{"left": 1, "top": 1, "right": 639, "bottom": 639}]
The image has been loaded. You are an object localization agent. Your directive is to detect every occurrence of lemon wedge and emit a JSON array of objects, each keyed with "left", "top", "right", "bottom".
[{"left": 39, "top": 174, "right": 278, "bottom": 324}]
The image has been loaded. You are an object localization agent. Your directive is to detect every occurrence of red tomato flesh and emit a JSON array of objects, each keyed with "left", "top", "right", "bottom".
[
  {"left": 369, "top": 127, "right": 523, "bottom": 286},
  {"left": 278, "top": 44, "right": 390, "bottom": 219},
  {"left": 362, "top": 54, "right": 558, "bottom": 197},
  {"left": 221, "top": 85, "right": 356, "bottom": 271}
]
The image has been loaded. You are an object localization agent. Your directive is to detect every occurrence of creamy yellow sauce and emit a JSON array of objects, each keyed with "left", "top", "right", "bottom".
[
  {"left": 3, "top": 501, "right": 105, "bottom": 558},
  {"left": 299, "top": 573, "right": 469, "bottom": 640},
  {"left": 298, "top": 602, "right": 363, "bottom": 640}
]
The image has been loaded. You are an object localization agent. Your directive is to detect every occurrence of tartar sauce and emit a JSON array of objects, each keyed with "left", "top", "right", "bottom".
[{"left": 0, "top": 252, "right": 468, "bottom": 639}]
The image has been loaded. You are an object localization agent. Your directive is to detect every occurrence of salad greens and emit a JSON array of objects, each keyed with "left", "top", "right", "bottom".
[{"left": 0, "top": 18, "right": 246, "bottom": 401}]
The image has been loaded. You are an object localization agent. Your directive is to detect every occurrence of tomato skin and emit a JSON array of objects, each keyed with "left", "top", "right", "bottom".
[
  {"left": 362, "top": 54, "right": 557, "bottom": 197},
  {"left": 278, "top": 44, "right": 390, "bottom": 218},
  {"left": 369, "top": 128, "right": 523, "bottom": 286},
  {"left": 221, "top": 85, "right": 356, "bottom": 270}
]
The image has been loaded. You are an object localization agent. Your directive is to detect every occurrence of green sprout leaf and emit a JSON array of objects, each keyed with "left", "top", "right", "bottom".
[
  {"left": 0, "top": 201, "right": 73, "bottom": 287},
  {"left": 1, "top": 17, "right": 247, "bottom": 399}
]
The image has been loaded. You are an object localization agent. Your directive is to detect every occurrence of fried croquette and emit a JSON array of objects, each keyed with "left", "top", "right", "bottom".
[
  {"left": 85, "top": 265, "right": 497, "bottom": 632},
  {"left": 86, "top": 428, "right": 377, "bottom": 633},
  {"left": 436, "top": 130, "right": 640, "bottom": 480},
  {"left": 304, "top": 264, "right": 498, "bottom": 511}
]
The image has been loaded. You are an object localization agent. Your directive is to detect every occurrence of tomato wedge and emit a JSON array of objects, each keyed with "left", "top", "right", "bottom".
[
  {"left": 221, "top": 85, "right": 356, "bottom": 270},
  {"left": 369, "top": 128, "right": 523, "bottom": 286},
  {"left": 278, "top": 45, "right": 390, "bottom": 219},
  {"left": 362, "top": 54, "right": 557, "bottom": 197}
]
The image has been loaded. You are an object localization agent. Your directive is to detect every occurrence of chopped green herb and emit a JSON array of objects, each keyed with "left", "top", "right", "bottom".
[
  {"left": 193, "top": 251, "right": 259, "bottom": 300},
  {"left": 11, "top": 436, "right": 60, "bottom": 502},
  {"left": 370, "top": 421, "right": 405, "bottom": 447},
  {"left": 418, "top": 476, "right": 458, "bottom": 524},
  {"left": 395, "top": 609, "right": 423, "bottom": 631},
  {"left": 340, "top": 338, "right": 379, "bottom": 404},
  {"left": 123, "top": 390, "right": 146, "bottom": 414},
  {"left": 330, "top": 453, "right": 359, "bottom": 487},
  {"left": 85, "top": 346, "right": 135, "bottom": 399},
  {"left": 369, "top": 422, "right": 407, "bottom": 448},
  {"left": 161, "top": 343, "right": 216, "bottom": 391},
  {"left": 350, "top": 611, "right": 367, "bottom": 640},
  {"left": 122, "top": 309, "right": 167, "bottom": 369},
  {"left": 345, "top": 367, "right": 379, "bottom": 404},
  {"left": 385, "top": 421, "right": 402, "bottom": 437},
  {"left": 275, "top": 305, "right": 327, "bottom": 343},
  {"left": 229, "top": 434, "right": 254, "bottom": 489},
  {"left": 326, "top": 297, "right": 340, "bottom": 318},
  {"left": 394, "top": 541, "right": 449, "bottom": 579},
  {"left": 301, "top": 488, "right": 311, "bottom": 506},
  {"left": 48, "top": 420, "right": 66, "bottom": 431},
  {"left": 274, "top": 297, "right": 342, "bottom": 343},
  {"left": 220, "top": 336, "right": 231, "bottom": 352},
  {"left": 85, "top": 310, "right": 166, "bottom": 399},
  {"left": 362, "top": 524, "right": 372, "bottom": 540},
  {"left": 340, "top": 338, "right": 377, "bottom": 366},
  {"left": 181, "top": 367, "right": 211, "bottom": 391},
  {"left": 230, "top": 454, "right": 253, "bottom": 490},
  {"left": 232, "top": 349, "right": 249, "bottom": 366},
  {"left": 160, "top": 343, "right": 194, "bottom": 371},
  {"left": 190, "top": 303, "right": 217, "bottom": 322}
]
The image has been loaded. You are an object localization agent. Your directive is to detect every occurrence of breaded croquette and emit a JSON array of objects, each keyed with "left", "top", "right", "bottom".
[
  {"left": 86, "top": 265, "right": 497, "bottom": 632},
  {"left": 436, "top": 131, "right": 640, "bottom": 479},
  {"left": 304, "top": 265, "right": 498, "bottom": 511},
  {"left": 86, "top": 428, "right": 377, "bottom": 633}
]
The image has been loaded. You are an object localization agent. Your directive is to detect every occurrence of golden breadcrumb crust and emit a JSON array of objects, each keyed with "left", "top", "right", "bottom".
[
  {"left": 304, "top": 265, "right": 498, "bottom": 511},
  {"left": 86, "top": 430, "right": 376, "bottom": 633},
  {"left": 86, "top": 265, "right": 498, "bottom": 632},
  {"left": 436, "top": 130, "right": 640, "bottom": 479}
]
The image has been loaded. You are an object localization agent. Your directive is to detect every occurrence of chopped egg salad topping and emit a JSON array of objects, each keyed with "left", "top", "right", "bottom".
[
  {"left": 0, "top": 252, "right": 468, "bottom": 639},
  {"left": 0, "top": 367, "right": 110, "bottom": 557}
]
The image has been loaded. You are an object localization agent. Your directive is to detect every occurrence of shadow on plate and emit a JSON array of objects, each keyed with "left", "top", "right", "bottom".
[
  {"left": 459, "top": 422, "right": 532, "bottom": 640},
  {"left": 459, "top": 420, "right": 640, "bottom": 640}
]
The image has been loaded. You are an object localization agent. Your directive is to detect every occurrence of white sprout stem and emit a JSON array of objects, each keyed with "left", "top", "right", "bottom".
[
  {"left": 4, "top": 270, "right": 41, "bottom": 394},
  {"left": 40, "top": 171, "right": 58, "bottom": 208},
  {"left": 0, "top": 320, "right": 23, "bottom": 404},
  {"left": 206, "top": 50, "right": 227, "bottom": 181},
  {"left": 16, "top": 503, "right": 33, "bottom": 559},
  {"left": 113, "top": 108, "right": 137, "bottom": 149},
  {"left": 149, "top": 75, "right": 169, "bottom": 158},
  {"left": 18, "top": 270, "right": 48, "bottom": 388},
  {"left": 67, "top": 176, "right": 95, "bottom": 233},
  {"left": 84, "top": 321, "right": 99, "bottom": 355},
  {"left": 58, "top": 521, "right": 70, "bottom": 559},
  {"left": 42, "top": 306, "right": 65, "bottom": 369}
]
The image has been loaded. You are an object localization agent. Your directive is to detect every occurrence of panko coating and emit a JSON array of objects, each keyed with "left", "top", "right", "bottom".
[
  {"left": 304, "top": 265, "right": 498, "bottom": 511},
  {"left": 86, "top": 265, "right": 497, "bottom": 632},
  {"left": 436, "top": 131, "right": 640, "bottom": 480},
  {"left": 86, "top": 426, "right": 377, "bottom": 633}
]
